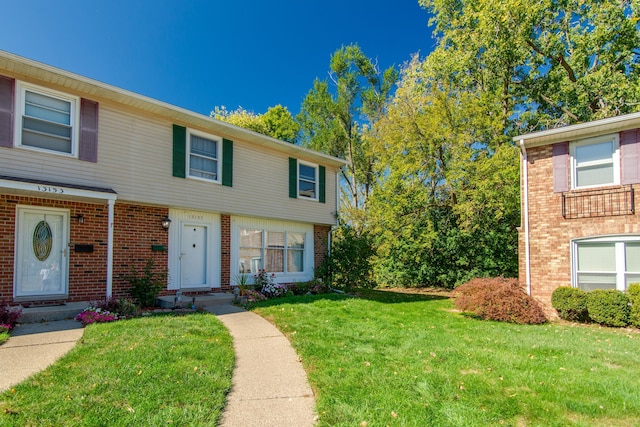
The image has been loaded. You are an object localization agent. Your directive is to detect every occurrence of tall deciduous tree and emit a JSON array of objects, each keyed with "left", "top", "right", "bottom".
[
  {"left": 297, "top": 44, "right": 398, "bottom": 224},
  {"left": 369, "top": 0, "right": 640, "bottom": 287}
]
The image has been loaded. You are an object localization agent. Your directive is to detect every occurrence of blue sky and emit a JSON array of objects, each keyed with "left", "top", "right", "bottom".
[{"left": 0, "top": 1, "right": 435, "bottom": 116}]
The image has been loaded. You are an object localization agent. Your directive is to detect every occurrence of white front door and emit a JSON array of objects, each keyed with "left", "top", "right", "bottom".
[
  {"left": 180, "top": 224, "right": 208, "bottom": 288},
  {"left": 15, "top": 207, "right": 69, "bottom": 298}
]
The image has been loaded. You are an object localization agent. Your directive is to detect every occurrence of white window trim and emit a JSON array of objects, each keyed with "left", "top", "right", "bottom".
[
  {"left": 231, "top": 217, "right": 314, "bottom": 284},
  {"left": 570, "top": 134, "right": 620, "bottom": 190},
  {"left": 298, "top": 160, "right": 319, "bottom": 201},
  {"left": 14, "top": 81, "right": 80, "bottom": 158},
  {"left": 571, "top": 235, "right": 640, "bottom": 291},
  {"left": 186, "top": 128, "right": 222, "bottom": 184}
]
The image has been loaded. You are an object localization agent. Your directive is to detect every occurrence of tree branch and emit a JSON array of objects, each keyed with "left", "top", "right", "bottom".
[{"left": 526, "top": 40, "right": 577, "bottom": 82}]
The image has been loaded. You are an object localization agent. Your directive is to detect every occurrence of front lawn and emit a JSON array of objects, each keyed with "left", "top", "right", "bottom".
[
  {"left": 0, "top": 313, "right": 234, "bottom": 426},
  {"left": 253, "top": 290, "right": 640, "bottom": 427}
]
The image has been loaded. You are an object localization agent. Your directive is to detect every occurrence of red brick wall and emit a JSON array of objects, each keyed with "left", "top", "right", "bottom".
[
  {"left": 220, "top": 214, "right": 231, "bottom": 291},
  {"left": 520, "top": 145, "right": 640, "bottom": 310},
  {"left": 0, "top": 195, "right": 111, "bottom": 303},
  {"left": 314, "top": 224, "right": 331, "bottom": 272},
  {"left": 0, "top": 196, "right": 169, "bottom": 304},
  {"left": 112, "top": 203, "right": 169, "bottom": 299}
]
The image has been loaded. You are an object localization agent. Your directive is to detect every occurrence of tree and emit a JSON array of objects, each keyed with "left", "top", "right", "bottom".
[
  {"left": 420, "top": 0, "right": 640, "bottom": 131},
  {"left": 297, "top": 44, "right": 398, "bottom": 224},
  {"left": 367, "top": 0, "right": 640, "bottom": 287},
  {"left": 211, "top": 105, "right": 299, "bottom": 143}
]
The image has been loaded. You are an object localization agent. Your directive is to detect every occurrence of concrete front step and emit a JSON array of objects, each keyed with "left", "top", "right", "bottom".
[
  {"left": 156, "top": 293, "right": 235, "bottom": 309},
  {"left": 18, "top": 302, "right": 87, "bottom": 324}
]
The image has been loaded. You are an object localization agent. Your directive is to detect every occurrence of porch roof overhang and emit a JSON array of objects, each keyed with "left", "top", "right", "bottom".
[
  {"left": 513, "top": 111, "right": 640, "bottom": 149},
  {"left": 0, "top": 175, "right": 117, "bottom": 203}
]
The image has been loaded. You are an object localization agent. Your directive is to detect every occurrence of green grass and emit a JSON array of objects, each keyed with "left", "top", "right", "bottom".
[
  {"left": 0, "top": 313, "right": 234, "bottom": 426},
  {"left": 0, "top": 331, "right": 8, "bottom": 346},
  {"left": 252, "top": 290, "right": 640, "bottom": 427}
]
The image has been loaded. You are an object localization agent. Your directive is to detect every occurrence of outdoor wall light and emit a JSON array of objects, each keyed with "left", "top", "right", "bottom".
[
  {"left": 161, "top": 216, "right": 172, "bottom": 230},
  {"left": 71, "top": 214, "right": 84, "bottom": 224}
]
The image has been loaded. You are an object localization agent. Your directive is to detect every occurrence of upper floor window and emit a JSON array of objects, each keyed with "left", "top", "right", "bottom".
[
  {"left": 571, "top": 134, "right": 619, "bottom": 189},
  {"left": 298, "top": 161, "right": 318, "bottom": 199},
  {"left": 17, "top": 83, "right": 79, "bottom": 156},
  {"left": 188, "top": 130, "right": 220, "bottom": 182}
]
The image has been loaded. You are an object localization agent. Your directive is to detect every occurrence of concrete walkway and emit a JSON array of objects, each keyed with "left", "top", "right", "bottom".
[
  {"left": 0, "top": 301, "right": 317, "bottom": 426},
  {"left": 207, "top": 303, "right": 317, "bottom": 427},
  {"left": 0, "top": 319, "right": 84, "bottom": 392}
]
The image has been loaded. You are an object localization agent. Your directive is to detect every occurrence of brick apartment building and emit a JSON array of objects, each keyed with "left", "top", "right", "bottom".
[
  {"left": 0, "top": 51, "right": 345, "bottom": 306},
  {"left": 516, "top": 113, "right": 640, "bottom": 311}
]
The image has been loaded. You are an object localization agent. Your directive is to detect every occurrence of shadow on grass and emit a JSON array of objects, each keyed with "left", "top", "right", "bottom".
[{"left": 251, "top": 288, "right": 450, "bottom": 309}]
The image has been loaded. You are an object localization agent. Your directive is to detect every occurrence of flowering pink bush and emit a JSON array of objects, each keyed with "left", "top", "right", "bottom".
[
  {"left": 0, "top": 302, "right": 21, "bottom": 331},
  {"left": 75, "top": 307, "right": 119, "bottom": 327}
]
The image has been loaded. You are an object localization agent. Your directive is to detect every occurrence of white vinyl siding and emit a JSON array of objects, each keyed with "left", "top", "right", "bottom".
[
  {"left": 16, "top": 82, "right": 79, "bottom": 156},
  {"left": 0, "top": 102, "right": 339, "bottom": 225},
  {"left": 573, "top": 236, "right": 640, "bottom": 291},
  {"left": 571, "top": 134, "right": 619, "bottom": 189}
]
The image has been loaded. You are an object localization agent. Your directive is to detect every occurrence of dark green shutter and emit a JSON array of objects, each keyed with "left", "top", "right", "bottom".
[
  {"left": 222, "top": 138, "right": 233, "bottom": 187},
  {"left": 289, "top": 157, "right": 298, "bottom": 198},
  {"left": 172, "top": 124, "right": 186, "bottom": 178},
  {"left": 319, "top": 165, "right": 326, "bottom": 203}
]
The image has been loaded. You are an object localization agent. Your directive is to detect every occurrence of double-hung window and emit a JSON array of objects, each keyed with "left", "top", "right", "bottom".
[
  {"left": 298, "top": 162, "right": 318, "bottom": 199},
  {"left": 571, "top": 135, "right": 619, "bottom": 189},
  {"left": 573, "top": 236, "right": 640, "bottom": 291},
  {"left": 17, "top": 83, "right": 78, "bottom": 155},
  {"left": 188, "top": 130, "right": 220, "bottom": 182},
  {"left": 238, "top": 228, "right": 305, "bottom": 274}
]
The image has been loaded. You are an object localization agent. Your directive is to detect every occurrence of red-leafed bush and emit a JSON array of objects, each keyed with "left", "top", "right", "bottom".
[{"left": 453, "top": 277, "right": 547, "bottom": 324}]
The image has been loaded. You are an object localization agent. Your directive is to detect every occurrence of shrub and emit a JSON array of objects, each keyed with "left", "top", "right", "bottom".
[
  {"left": 319, "top": 224, "right": 376, "bottom": 290},
  {"left": 122, "top": 258, "right": 167, "bottom": 308},
  {"left": 628, "top": 283, "right": 640, "bottom": 328},
  {"left": 75, "top": 307, "right": 120, "bottom": 327},
  {"left": 91, "top": 297, "right": 139, "bottom": 318},
  {"left": 291, "top": 278, "right": 330, "bottom": 296},
  {"left": 586, "top": 289, "right": 630, "bottom": 327},
  {"left": 0, "top": 301, "right": 21, "bottom": 331},
  {"left": 453, "top": 277, "right": 547, "bottom": 325},
  {"left": 551, "top": 287, "right": 590, "bottom": 322}
]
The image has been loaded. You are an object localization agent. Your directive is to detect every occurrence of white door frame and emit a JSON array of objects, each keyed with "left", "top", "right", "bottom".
[
  {"left": 14, "top": 205, "right": 70, "bottom": 299},
  {"left": 167, "top": 209, "right": 221, "bottom": 290}
]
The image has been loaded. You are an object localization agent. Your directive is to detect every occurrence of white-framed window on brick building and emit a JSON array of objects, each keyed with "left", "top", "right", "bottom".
[
  {"left": 16, "top": 82, "right": 79, "bottom": 156},
  {"left": 570, "top": 134, "right": 619, "bottom": 189},
  {"left": 238, "top": 228, "right": 305, "bottom": 274},
  {"left": 572, "top": 236, "right": 640, "bottom": 291}
]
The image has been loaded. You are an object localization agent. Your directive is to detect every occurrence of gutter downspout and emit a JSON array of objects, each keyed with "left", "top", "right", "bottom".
[
  {"left": 519, "top": 139, "right": 532, "bottom": 296},
  {"left": 106, "top": 199, "right": 115, "bottom": 298}
]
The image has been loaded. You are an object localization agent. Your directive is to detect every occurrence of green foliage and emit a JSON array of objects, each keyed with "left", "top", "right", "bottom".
[
  {"left": 211, "top": 105, "right": 299, "bottom": 143},
  {"left": 453, "top": 277, "right": 547, "bottom": 324},
  {"left": 551, "top": 287, "right": 590, "bottom": 322},
  {"left": 297, "top": 44, "right": 398, "bottom": 224},
  {"left": 0, "top": 314, "right": 234, "bottom": 425},
  {"left": 586, "top": 289, "right": 630, "bottom": 327},
  {"left": 627, "top": 283, "right": 640, "bottom": 328},
  {"left": 122, "top": 258, "right": 166, "bottom": 308},
  {"left": 320, "top": 224, "right": 376, "bottom": 290},
  {"left": 254, "top": 291, "right": 640, "bottom": 426}
]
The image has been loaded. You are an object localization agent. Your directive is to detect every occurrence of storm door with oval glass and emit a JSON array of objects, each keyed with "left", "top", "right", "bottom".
[{"left": 15, "top": 207, "right": 69, "bottom": 298}]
